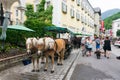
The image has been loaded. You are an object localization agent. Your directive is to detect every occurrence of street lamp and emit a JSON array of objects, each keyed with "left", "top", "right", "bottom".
[{"left": 0, "top": 0, "right": 19, "bottom": 51}]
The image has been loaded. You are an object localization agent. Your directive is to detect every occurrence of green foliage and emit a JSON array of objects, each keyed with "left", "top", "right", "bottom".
[
  {"left": 37, "top": 0, "right": 45, "bottom": 12},
  {"left": 104, "top": 12, "right": 120, "bottom": 29},
  {"left": 0, "top": 0, "right": 54, "bottom": 48},
  {"left": 44, "top": 6, "right": 53, "bottom": 23},
  {"left": 24, "top": 0, "right": 54, "bottom": 37},
  {"left": 117, "top": 30, "right": 120, "bottom": 37},
  {"left": 24, "top": 19, "right": 53, "bottom": 37},
  {"left": 25, "top": 4, "right": 35, "bottom": 19}
]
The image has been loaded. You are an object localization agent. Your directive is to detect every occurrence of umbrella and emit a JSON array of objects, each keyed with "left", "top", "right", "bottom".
[{"left": 7, "top": 25, "right": 35, "bottom": 32}]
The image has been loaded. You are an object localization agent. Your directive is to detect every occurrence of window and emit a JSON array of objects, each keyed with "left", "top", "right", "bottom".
[
  {"left": 46, "top": 1, "right": 51, "bottom": 8},
  {"left": 118, "top": 24, "right": 120, "bottom": 27},
  {"left": 76, "top": 0, "right": 80, "bottom": 6},
  {"left": 36, "top": 4, "right": 39, "bottom": 11},
  {"left": 81, "top": 14, "right": 84, "bottom": 23},
  {"left": 76, "top": 12, "right": 80, "bottom": 21},
  {"left": 16, "top": 18, "right": 18, "bottom": 24},
  {"left": 81, "top": 2, "right": 84, "bottom": 10},
  {"left": 85, "top": 16, "right": 87, "bottom": 24},
  {"left": 70, "top": 8, "right": 74, "bottom": 18},
  {"left": 62, "top": 2, "right": 67, "bottom": 13},
  {"left": 16, "top": 10, "right": 18, "bottom": 16}
]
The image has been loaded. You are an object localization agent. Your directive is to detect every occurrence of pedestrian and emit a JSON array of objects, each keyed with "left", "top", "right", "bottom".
[
  {"left": 103, "top": 37, "right": 111, "bottom": 59},
  {"left": 95, "top": 37, "right": 100, "bottom": 51},
  {"left": 85, "top": 37, "right": 92, "bottom": 56},
  {"left": 101, "top": 38, "right": 106, "bottom": 57},
  {"left": 81, "top": 37, "right": 87, "bottom": 56}
]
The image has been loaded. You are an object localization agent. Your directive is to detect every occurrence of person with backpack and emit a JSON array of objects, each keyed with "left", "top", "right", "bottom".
[{"left": 95, "top": 37, "right": 100, "bottom": 50}]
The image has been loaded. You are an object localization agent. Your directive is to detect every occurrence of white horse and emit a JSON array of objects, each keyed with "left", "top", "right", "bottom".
[
  {"left": 37, "top": 37, "right": 66, "bottom": 73},
  {"left": 37, "top": 37, "right": 56, "bottom": 73},
  {"left": 26, "top": 37, "right": 40, "bottom": 72},
  {"left": 26, "top": 37, "right": 66, "bottom": 73}
]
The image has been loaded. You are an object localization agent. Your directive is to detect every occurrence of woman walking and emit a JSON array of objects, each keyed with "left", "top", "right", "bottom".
[
  {"left": 86, "top": 37, "right": 92, "bottom": 56},
  {"left": 103, "top": 37, "right": 111, "bottom": 59}
]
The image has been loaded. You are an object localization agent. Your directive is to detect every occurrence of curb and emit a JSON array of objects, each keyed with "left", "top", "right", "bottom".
[{"left": 63, "top": 49, "right": 81, "bottom": 80}]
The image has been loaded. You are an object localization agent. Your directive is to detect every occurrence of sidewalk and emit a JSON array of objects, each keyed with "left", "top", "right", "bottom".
[
  {"left": 65, "top": 46, "right": 120, "bottom": 80},
  {"left": 0, "top": 49, "right": 80, "bottom": 80}
]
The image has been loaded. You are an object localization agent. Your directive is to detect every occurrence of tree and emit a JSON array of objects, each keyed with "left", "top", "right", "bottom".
[
  {"left": 117, "top": 30, "right": 120, "bottom": 37},
  {"left": 104, "top": 12, "right": 120, "bottom": 30},
  {"left": 24, "top": 0, "right": 54, "bottom": 37}
]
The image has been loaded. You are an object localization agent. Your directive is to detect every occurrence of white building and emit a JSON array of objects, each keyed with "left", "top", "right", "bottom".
[{"left": 112, "top": 19, "right": 120, "bottom": 38}]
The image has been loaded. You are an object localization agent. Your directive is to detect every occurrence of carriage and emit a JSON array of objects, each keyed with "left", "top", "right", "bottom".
[{"left": 44, "top": 26, "right": 73, "bottom": 59}]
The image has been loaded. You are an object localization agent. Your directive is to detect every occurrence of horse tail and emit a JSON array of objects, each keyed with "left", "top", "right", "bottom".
[{"left": 54, "top": 40, "right": 60, "bottom": 56}]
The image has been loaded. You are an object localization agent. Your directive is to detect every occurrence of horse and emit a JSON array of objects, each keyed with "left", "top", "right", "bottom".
[
  {"left": 37, "top": 37, "right": 56, "bottom": 73},
  {"left": 26, "top": 37, "right": 40, "bottom": 72},
  {"left": 37, "top": 37, "right": 66, "bottom": 73},
  {"left": 54, "top": 38, "right": 66, "bottom": 65}
]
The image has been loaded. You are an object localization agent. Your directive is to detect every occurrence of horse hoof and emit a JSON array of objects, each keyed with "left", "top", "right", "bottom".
[
  {"left": 57, "top": 63, "right": 60, "bottom": 65},
  {"left": 60, "top": 63, "right": 63, "bottom": 66},
  {"left": 51, "top": 70, "right": 54, "bottom": 73},
  {"left": 31, "top": 69, "right": 35, "bottom": 72},
  {"left": 44, "top": 69, "right": 47, "bottom": 71},
  {"left": 36, "top": 70, "right": 40, "bottom": 72},
  {"left": 41, "top": 62, "right": 45, "bottom": 64}
]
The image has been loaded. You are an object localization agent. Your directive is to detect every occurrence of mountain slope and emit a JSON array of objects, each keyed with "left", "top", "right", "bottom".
[
  {"left": 102, "top": 8, "right": 120, "bottom": 20},
  {"left": 104, "top": 12, "right": 120, "bottom": 29}
]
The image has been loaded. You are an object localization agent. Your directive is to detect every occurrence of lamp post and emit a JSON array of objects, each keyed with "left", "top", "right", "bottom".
[{"left": 0, "top": 0, "right": 18, "bottom": 51}]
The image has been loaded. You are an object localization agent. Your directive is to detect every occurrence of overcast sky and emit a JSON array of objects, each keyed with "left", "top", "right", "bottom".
[{"left": 88, "top": 0, "right": 120, "bottom": 13}]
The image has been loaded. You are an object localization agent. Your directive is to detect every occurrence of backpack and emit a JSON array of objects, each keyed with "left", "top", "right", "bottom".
[{"left": 96, "top": 39, "right": 100, "bottom": 45}]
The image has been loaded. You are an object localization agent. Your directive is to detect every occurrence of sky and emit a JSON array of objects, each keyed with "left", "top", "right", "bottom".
[{"left": 88, "top": 0, "right": 120, "bottom": 13}]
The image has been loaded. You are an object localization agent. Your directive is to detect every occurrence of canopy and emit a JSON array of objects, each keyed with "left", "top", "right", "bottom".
[
  {"left": 7, "top": 25, "right": 35, "bottom": 32},
  {"left": 44, "top": 26, "right": 73, "bottom": 33}
]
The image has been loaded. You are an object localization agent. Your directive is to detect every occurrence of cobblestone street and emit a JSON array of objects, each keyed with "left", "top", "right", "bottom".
[{"left": 0, "top": 49, "right": 80, "bottom": 80}]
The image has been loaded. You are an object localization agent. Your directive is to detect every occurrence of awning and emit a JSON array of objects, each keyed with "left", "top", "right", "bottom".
[
  {"left": 74, "top": 33, "right": 82, "bottom": 35},
  {"left": 44, "top": 26, "right": 73, "bottom": 33},
  {"left": 7, "top": 25, "right": 35, "bottom": 32}
]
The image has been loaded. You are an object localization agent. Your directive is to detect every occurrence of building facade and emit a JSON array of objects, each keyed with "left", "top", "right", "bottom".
[
  {"left": 52, "top": 0, "right": 101, "bottom": 36},
  {"left": 112, "top": 19, "right": 120, "bottom": 38},
  {"left": 10, "top": 0, "right": 35, "bottom": 25},
  {"left": 1, "top": 0, "right": 101, "bottom": 37},
  {"left": 9, "top": 0, "right": 52, "bottom": 25},
  {"left": 94, "top": 7, "right": 101, "bottom": 37}
]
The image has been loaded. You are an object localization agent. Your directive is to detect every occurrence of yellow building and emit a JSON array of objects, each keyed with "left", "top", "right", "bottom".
[
  {"left": 1, "top": 0, "right": 101, "bottom": 37},
  {"left": 52, "top": 0, "right": 100, "bottom": 36},
  {"left": 10, "top": 0, "right": 35, "bottom": 25},
  {"left": 10, "top": 0, "right": 52, "bottom": 24}
]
